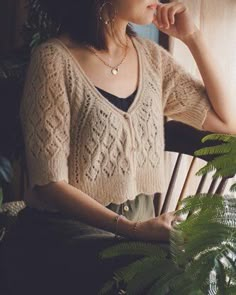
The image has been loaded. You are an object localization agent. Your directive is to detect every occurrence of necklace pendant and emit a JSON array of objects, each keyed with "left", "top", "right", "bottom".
[{"left": 111, "top": 68, "right": 119, "bottom": 75}]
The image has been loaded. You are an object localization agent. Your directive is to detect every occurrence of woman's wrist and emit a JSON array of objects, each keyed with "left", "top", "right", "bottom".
[
  {"left": 181, "top": 29, "right": 202, "bottom": 47},
  {"left": 115, "top": 214, "right": 142, "bottom": 239}
]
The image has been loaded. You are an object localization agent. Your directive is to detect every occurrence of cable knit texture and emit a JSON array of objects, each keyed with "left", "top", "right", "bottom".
[{"left": 20, "top": 36, "right": 213, "bottom": 209}]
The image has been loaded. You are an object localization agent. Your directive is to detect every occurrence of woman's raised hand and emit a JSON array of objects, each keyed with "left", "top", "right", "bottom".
[{"left": 152, "top": 1, "right": 199, "bottom": 43}]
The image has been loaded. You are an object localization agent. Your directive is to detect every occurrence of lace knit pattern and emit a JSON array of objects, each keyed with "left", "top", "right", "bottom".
[{"left": 20, "top": 36, "right": 213, "bottom": 209}]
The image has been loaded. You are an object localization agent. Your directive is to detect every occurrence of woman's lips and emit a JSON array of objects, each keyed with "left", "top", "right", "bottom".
[{"left": 147, "top": 4, "right": 157, "bottom": 9}]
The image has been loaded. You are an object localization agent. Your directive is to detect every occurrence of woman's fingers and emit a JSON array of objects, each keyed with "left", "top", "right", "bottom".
[
  {"left": 169, "top": 211, "right": 185, "bottom": 227},
  {"left": 175, "top": 214, "right": 185, "bottom": 222},
  {"left": 168, "top": 6, "right": 176, "bottom": 25},
  {"left": 156, "top": 4, "right": 169, "bottom": 28},
  {"left": 154, "top": 3, "right": 185, "bottom": 29},
  {"left": 160, "top": 5, "right": 170, "bottom": 29},
  {"left": 155, "top": 4, "right": 164, "bottom": 27}
]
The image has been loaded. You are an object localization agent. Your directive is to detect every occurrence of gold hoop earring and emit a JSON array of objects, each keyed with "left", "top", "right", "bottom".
[{"left": 99, "top": 2, "right": 117, "bottom": 25}]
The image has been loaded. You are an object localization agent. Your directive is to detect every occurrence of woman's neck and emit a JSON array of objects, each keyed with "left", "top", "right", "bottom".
[
  {"left": 58, "top": 21, "right": 132, "bottom": 58},
  {"left": 104, "top": 22, "right": 128, "bottom": 54}
]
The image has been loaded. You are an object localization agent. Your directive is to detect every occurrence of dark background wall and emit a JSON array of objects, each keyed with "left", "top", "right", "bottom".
[{"left": 0, "top": 0, "right": 28, "bottom": 54}]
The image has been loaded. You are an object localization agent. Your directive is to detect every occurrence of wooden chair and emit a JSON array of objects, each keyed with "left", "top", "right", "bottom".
[{"left": 153, "top": 120, "right": 235, "bottom": 217}]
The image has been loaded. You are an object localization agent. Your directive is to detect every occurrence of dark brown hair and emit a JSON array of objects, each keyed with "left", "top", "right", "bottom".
[{"left": 40, "top": 0, "right": 137, "bottom": 50}]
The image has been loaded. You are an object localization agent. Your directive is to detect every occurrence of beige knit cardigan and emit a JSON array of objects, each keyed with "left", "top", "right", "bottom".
[{"left": 20, "top": 36, "right": 213, "bottom": 210}]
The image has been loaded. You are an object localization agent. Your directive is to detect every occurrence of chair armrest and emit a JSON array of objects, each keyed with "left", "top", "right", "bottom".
[{"left": 164, "top": 120, "right": 219, "bottom": 162}]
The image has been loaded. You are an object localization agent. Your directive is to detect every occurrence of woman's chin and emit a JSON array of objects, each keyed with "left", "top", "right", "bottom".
[{"left": 132, "top": 17, "right": 155, "bottom": 26}]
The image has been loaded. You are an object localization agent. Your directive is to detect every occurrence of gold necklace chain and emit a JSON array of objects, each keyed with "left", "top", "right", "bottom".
[{"left": 86, "top": 36, "right": 129, "bottom": 76}]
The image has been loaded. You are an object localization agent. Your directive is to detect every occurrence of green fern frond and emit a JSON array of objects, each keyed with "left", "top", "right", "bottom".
[
  {"left": 172, "top": 196, "right": 236, "bottom": 270},
  {"left": 195, "top": 155, "right": 236, "bottom": 177},
  {"left": 169, "top": 227, "right": 187, "bottom": 263},
  {"left": 113, "top": 255, "right": 165, "bottom": 284},
  {"left": 99, "top": 241, "right": 167, "bottom": 260},
  {"left": 146, "top": 266, "right": 183, "bottom": 295},
  {"left": 186, "top": 250, "right": 220, "bottom": 288},
  {"left": 121, "top": 258, "right": 174, "bottom": 295},
  {"left": 194, "top": 134, "right": 236, "bottom": 180},
  {"left": 214, "top": 167, "right": 236, "bottom": 178},
  {"left": 180, "top": 226, "right": 234, "bottom": 261},
  {"left": 225, "top": 286, "right": 236, "bottom": 294},
  {"left": 195, "top": 162, "right": 217, "bottom": 176},
  {"left": 215, "top": 258, "right": 228, "bottom": 294},
  {"left": 177, "top": 193, "right": 224, "bottom": 215},
  {"left": 171, "top": 278, "right": 204, "bottom": 295},
  {"left": 98, "top": 279, "right": 116, "bottom": 295},
  {"left": 205, "top": 154, "right": 236, "bottom": 171},
  {"left": 201, "top": 134, "right": 236, "bottom": 144},
  {"left": 194, "top": 143, "right": 233, "bottom": 157},
  {"left": 223, "top": 255, "right": 236, "bottom": 274}
]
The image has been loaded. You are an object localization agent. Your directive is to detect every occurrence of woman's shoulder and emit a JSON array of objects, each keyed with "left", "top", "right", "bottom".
[{"left": 30, "top": 37, "right": 69, "bottom": 66}]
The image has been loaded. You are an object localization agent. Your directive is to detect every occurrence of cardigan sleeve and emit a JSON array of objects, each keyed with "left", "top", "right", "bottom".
[
  {"left": 20, "top": 43, "right": 71, "bottom": 190},
  {"left": 160, "top": 45, "right": 213, "bottom": 130}
]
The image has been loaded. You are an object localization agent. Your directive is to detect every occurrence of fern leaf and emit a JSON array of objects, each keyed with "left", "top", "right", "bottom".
[
  {"left": 99, "top": 241, "right": 167, "bottom": 260},
  {"left": 194, "top": 143, "right": 233, "bottom": 157},
  {"left": 146, "top": 266, "right": 182, "bottom": 295},
  {"left": 98, "top": 279, "right": 116, "bottom": 295},
  {"left": 207, "top": 154, "right": 236, "bottom": 171},
  {"left": 113, "top": 255, "right": 165, "bottom": 284},
  {"left": 183, "top": 224, "right": 234, "bottom": 258},
  {"left": 195, "top": 162, "right": 217, "bottom": 176},
  {"left": 223, "top": 255, "right": 236, "bottom": 274},
  {"left": 186, "top": 250, "right": 219, "bottom": 288},
  {"left": 177, "top": 194, "right": 224, "bottom": 216},
  {"left": 225, "top": 286, "right": 236, "bottom": 294},
  {"left": 214, "top": 167, "right": 236, "bottom": 178},
  {"left": 123, "top": 258, "right": 174, "bottom": 295},
  {"left": 215, "top": 258, "right": 227, "bottom": 295},
  {"left": 201, "top": 134, "right": 236, "bottom": 144}
]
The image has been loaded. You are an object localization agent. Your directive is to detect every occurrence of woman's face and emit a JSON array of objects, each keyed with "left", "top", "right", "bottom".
[{"left": 115, "top": 0, "right": 158, "bottom": 25}]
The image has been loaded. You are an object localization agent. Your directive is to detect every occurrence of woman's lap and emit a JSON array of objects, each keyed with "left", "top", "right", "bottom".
[
  {"left": 0, "top": 195, "right": 168, "bottom": 295},
  {"left": 0, "top": 207, "right": 150, "bottom": 295}
]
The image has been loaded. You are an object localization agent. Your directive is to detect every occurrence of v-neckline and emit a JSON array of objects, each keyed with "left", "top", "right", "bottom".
[{"left": 51, "top": 36, "right": 144, "bottom": 116}]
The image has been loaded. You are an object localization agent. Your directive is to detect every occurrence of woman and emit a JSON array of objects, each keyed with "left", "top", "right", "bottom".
[{"left": 1, "top": 0, "right": 235, "bottom": 294}]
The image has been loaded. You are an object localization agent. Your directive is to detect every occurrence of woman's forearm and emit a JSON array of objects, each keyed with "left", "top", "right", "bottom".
[
  {"left": 33, "top": 181, "right": 135, "bottom": 237},
  {"left": 183, "top": 30, "right": 236, "bottom": 133}
]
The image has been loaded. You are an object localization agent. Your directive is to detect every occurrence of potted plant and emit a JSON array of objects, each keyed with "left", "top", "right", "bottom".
[
  {"left": 98, "top": 133, "right": 236, "bottom": 295},
  {"left": 0, "top": 0, "right": 51, "bottom": 203},
  {"left": 23, "top": 0, "right": 59, "bottom": 50}
]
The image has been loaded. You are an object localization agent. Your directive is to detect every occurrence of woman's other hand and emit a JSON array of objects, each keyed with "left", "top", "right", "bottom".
[{"left": 133, "top": 211, "right": 184, "bottom": 242}]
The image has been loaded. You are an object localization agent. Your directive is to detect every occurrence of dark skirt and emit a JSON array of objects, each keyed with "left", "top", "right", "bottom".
[{"left": 0, "top": 193, "right": 167, "bottom": 295}]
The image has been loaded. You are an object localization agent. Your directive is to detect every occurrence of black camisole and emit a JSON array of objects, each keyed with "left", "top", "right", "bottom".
[{"left": 95, "top": 86, "right": 137, "bottom": 112}]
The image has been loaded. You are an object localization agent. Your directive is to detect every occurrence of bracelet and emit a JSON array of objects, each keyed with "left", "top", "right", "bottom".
[
  {"left": 132, "top": 221, "right": 141, "bottom": 239},
  {"left": 114, "top": 214, "right": 126, "bottom": 237},
  {"left": 114, "top": 214, "right": 141, "bottom": 239}
]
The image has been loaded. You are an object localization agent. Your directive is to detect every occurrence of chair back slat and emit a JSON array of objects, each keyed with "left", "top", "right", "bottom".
[
  {"left": 175, "top": 157, "right": 197, "bottom": 211},
  {"left": 153, "top": 192, "right": 162, "bottom": 217},
  {"left": 208, "top": 178, "right": 219, "bottom": 194},
  {"left": 196, "top": 174, "right": 208, "bottom": 194},
  {"left": 160, "top": 154, "right": 183, "bottom": 215},
  {"left": 215, "top": 177, "right": 229, "bottom": 195}
]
